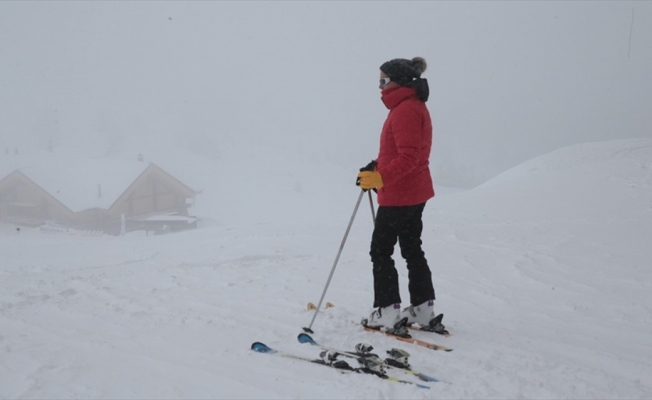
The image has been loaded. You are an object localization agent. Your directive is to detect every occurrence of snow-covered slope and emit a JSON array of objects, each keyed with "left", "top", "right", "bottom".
[
  {"left": 471, "top": 138, "right": 652, "bottom": 220},
  {"left": 1, "top": 139, "right": 651, "bottom": 399}
]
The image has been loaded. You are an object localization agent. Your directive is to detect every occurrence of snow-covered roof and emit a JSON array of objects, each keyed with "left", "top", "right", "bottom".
[{"left": 17, "top": 158, "right": 151, "bottom": 212}]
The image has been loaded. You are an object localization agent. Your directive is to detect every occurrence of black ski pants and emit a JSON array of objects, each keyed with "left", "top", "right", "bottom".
[{"left": 370, "top": 202, "right": 435, "bottom": 308}]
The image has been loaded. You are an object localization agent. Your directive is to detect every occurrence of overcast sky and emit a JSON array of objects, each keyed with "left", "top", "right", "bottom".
[{"left": 1, "top": 1, "right": 650, "bottom": 187}]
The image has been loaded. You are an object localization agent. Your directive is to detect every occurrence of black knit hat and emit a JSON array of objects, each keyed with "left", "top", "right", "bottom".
[
  {"left": 380, "top": 57, "right": 427, "bottom": 85},
  {"left": 380, "top": 57, "right": 429, "bottom": 102}
]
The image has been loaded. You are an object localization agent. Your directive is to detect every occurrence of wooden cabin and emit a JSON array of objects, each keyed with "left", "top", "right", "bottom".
[
  {"left": 0, "top": 160, "right": 197, "bottom": 235},
  {"left": 0, "top": 170, "right": 75, "bottom": 226}
]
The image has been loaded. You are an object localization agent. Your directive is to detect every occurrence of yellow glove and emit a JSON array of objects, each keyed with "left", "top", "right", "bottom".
[{"left": 357, "top": 170, "right": 384, "bottom": 190}]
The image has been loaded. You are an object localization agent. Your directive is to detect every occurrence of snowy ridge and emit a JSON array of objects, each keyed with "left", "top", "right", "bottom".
[
  {"left": 481, "top": 138, "right": 652, "bottom": 187},
  {"left": 1, "top": 139, "right": 651, "bottom": 399},
  {"left": 445, "top": 138, "right": 652, "bottom": 223}
]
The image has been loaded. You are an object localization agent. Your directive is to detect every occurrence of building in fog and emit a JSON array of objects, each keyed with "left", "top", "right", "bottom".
[{"left": 0, "top": 160, "right": 197, "bottom": 235}]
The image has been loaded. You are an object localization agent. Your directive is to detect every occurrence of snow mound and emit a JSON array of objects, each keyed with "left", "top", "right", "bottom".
[
  {"left": 483, "top": 138, "right": 652, "bottom": 187},
  {"left": 443, "top": 138, "right": 652, "bottom": 222}
]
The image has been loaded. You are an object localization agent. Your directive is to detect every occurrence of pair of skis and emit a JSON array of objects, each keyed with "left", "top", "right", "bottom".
[
  {"left": 251, "top": 333, "right": 441, "bottom": 389},
  {"left": 306, "top": 301, "right": 453, "bottom": 351},
  {"left": 297, "top": 333, "right": 442, "bottom": 383},
  {"left": 360, "top": 315, "right": 454, "bottom": 352},
  {"left": 251, "top": 304, "right": 452, "bottom": 389},
  {"left": 361, "top": 323, "right": 453, "bottom": 352}
]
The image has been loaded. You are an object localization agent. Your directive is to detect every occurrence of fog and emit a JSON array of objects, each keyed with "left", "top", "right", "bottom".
[{"left": 1, "top": 1, "right": 651, "bottom": 187}]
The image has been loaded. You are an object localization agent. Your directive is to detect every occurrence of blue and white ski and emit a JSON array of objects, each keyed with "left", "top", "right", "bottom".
[
  {"left": 297, "top": 333, "right": 443, "bottom": 383},
  {"left": 250, "top": 341, "right": 430, "bottom": 389}
]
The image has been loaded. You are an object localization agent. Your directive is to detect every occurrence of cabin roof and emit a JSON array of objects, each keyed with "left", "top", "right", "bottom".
[{"left": 16, "top": 159, "right": 151, "bottom": 212}]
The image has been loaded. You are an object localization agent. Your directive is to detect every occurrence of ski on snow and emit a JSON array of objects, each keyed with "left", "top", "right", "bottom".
[
  {"left": 250, "top": 341, "right": 430, "bottom": 389},
  {"left": 360, "top": 317, "right": 454, "bottom": 352},
  {"left": 297, "top": 333, "right": 442, "bottom": 383},
  {"left": 307, "top": 302, "right": 452, "bottom": 338}
]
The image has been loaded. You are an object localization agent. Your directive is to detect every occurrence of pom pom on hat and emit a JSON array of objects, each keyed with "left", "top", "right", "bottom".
[{"left": 411, "top": 57, "right": 427, "bottom": 74}]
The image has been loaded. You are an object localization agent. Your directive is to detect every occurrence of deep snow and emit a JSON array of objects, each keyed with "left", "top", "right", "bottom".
[{"left": 1, "top": 138, "right": 651, "bottom": 399}]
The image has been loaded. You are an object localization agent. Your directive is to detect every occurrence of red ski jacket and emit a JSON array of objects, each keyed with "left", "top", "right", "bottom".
[{"left": 376, "top": 86, "right": 434, "bottom": 206}]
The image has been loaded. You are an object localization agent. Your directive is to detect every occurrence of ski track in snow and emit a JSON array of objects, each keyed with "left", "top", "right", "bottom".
[{"left": 2, "top": 139, "right": 652, "bottom": 399}]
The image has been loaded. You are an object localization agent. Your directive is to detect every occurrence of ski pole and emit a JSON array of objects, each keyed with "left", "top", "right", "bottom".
[
  {"left": 367, "top": 191, "right": 376, "bottom": 224},
  {"left": 303, "top": 190, "right": 365, "bottom": 333}
]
